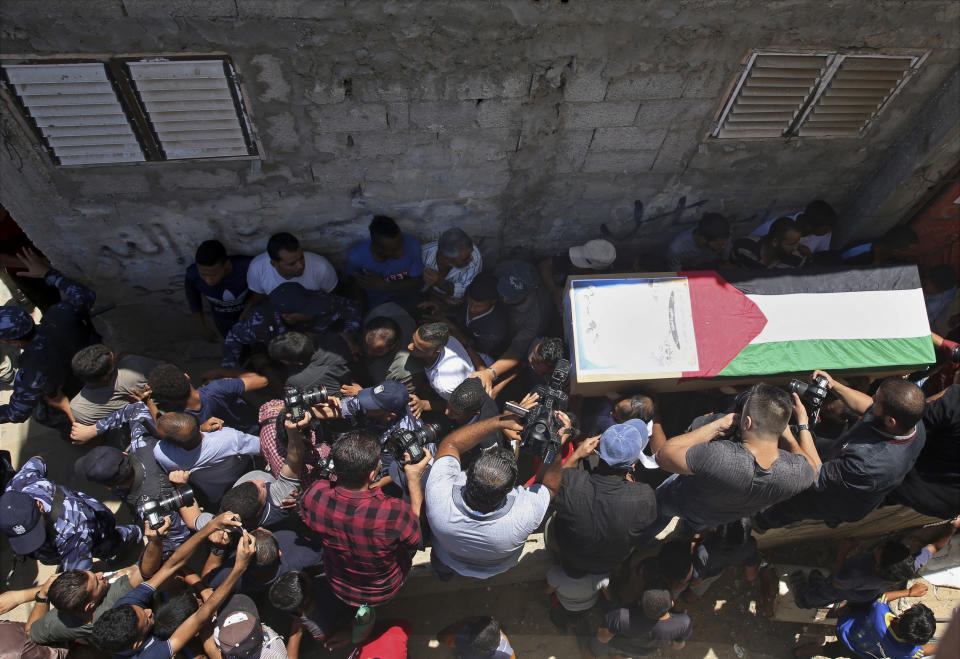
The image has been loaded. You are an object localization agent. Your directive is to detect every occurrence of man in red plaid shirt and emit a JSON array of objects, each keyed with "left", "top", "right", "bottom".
[{"left": 299, "top": 429, "right": 429, "bottom": 608}]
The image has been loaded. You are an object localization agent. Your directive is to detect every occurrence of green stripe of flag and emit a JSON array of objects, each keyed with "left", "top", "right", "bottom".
[{"left": 718, "top": 336, "right": 935, "bottom": 377}]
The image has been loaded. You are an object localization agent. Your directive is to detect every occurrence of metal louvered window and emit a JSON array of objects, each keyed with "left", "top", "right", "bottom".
[
  {"left": 1, "top": 56, "right": 259, "bottom": 166},
  {"left": 713, "top": 51, "right": 927, "bottom": 139}
]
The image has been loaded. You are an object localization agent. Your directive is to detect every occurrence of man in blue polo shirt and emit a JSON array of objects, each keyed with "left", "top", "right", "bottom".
[
  {"left": 184, "top": 240, "right": 253, "bottom": 341},
  {"left": 346, "top": 215, "right": 423, "bottom": 309}
]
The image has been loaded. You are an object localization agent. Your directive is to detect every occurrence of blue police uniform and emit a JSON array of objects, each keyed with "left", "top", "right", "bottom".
[
  {"left": 4, "top": 457, "right": 141, "bottom": 570},
  {"left": 0, "top": 270, "right": 100, "bottom": 425}
]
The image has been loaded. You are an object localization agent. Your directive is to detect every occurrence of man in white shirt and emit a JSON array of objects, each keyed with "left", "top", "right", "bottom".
[
  {"left": 421, "top": 228, "right": 483, "bottom": 306},
  {"left": 406, "top": 322, "right": 473, "bottom": 417},
  {"left": 247, "top": 232, "right": 338, "bottom": 298}
]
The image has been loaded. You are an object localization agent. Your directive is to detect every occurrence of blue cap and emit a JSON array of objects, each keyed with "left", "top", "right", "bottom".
[
  {"left": 75, "top": 446, "right": 131, "bottom": 485},
  {"left": 356, "top": 380, "right": 410, "bottom": 415},
  {"left": 597, "top": 419, "right": 658, "bottom": 470},
  {"left": 0, "top": 307, "right": 36, "bottom": 340},
  {"left": 269, "top": 282, "right": 314, "bottom": 313},
  {"left": 0, "top": 490, "right": 46, "bottom": 555},
  {"left": 497, "top": 261, "right": 539, "bottom": 304}
]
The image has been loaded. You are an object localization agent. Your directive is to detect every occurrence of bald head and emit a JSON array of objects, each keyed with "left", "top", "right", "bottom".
[
  {"left": 875, "top": 378, "right": 925, "bottom": 434},
  {"left": 157, "top": 412, "right": 201, "bottom": 449}
]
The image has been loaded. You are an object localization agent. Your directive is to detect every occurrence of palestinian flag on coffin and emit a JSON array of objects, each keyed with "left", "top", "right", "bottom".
[{"left": 678, "top": 265, "right": 935, "bottom": 379}]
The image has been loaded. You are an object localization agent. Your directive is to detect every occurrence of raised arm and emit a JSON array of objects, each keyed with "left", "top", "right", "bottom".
[
  {"left": 145, "top": 512, "right": 241, "bottom": 589},
  {"left": 656, "top": 413, "right": 737, "bottom": 475},
  {"left": 812, "top": 370, "right": 873, "bottom": 415},
  {"left": 16, "top": 248, "right": 96, "bottom": 313},
  {"left": 435, "top": 415, "right": 522, "bottom": 462}
]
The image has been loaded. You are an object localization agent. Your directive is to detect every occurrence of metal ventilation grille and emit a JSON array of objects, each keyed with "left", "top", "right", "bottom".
[
  {"left": 3, "top": 63, "right": 145, "bottom": 165},
  {"left": 126, "top": 60, "right": 252, "bottom": 160},
  {"left": 797, "top": 56, "right": 915, "bottom": 137},
  {"left": 715, "top": 54, "right": 829, "bottom": 139}
]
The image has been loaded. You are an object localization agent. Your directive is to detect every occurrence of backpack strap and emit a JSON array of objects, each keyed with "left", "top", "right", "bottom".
[{"left": 43, "top": 486, "right": 66, "bottom": 542}]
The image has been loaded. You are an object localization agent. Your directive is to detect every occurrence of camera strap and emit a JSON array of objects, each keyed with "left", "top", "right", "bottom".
[{"left": 43, "top": 486, "right": 66, "bottom": 543}]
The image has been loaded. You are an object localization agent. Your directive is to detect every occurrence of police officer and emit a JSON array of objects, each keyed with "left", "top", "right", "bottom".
[
  {"left": 75, "top": 445, "right": 191, "bottom": 557},
  {"left": 0, "top": 457, "right": 141, "bottom": 571},
  {"left": 0, "top": 248, "right": 100, "bottom": 428},
  {"left": 220, "top": 282, "right": 361, "bottom": 368}
]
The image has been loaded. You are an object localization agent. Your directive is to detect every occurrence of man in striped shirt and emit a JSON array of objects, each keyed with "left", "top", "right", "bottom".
[{"left": 421, "top": 228, "right": 483, "bottom": 307}]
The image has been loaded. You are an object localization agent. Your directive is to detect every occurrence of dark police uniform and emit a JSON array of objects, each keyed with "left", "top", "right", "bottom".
[{"left": 0, "top": 270, "right": 100, "bottom": 426}]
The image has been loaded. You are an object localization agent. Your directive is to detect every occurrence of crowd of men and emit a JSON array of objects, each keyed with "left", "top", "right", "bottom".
[{"left": 0, "top": 201, "right": 958, "bottom": 659}]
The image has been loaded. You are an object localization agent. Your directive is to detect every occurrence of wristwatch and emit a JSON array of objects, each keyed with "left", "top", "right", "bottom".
[
  {"left": 796, "top": 424, "right": 810, "bottom": 432},
  {"left": 35, "top": 592, "right": 48, "bottom": 604}
]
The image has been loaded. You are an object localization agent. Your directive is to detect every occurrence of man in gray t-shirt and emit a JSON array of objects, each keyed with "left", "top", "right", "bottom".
[
  {"left": 29, "top": 570, "right": 136, "bottom": 646},
  {"left": 69, "top": 346, "right": 164, "bottom": 426},
  {"left": 651, "top": 383, "right": 819, "bottom": 536}
]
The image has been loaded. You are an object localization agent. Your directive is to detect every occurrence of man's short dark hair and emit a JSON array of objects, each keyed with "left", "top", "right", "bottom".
[
  {"left": 417, "top": 322, "right": 450, "bottom": 349},
  {"left": 709, "top": 518, "right": 751, "bottom": 550},
  {"left": 657, "top": 541, "right": 693, "bottom": 588},
  {"left": 92, "top": 605, "right": 141, "bottom": 652},
  {"left": 267, "top": 232, "right": 300, "bottom": 260},
  {"left": 898, "top": 603, "right": 936, "bottom": 644},
  {"left": 437, "top": 228, "right": 473, "bottom": 258},
  {"left": 534, "top": 338, "right": 566, "bottom": 369},
  {"left": 878, "top": 225, "right": 918, "bottom": 250},
  {"left": 928, "top": 264, "right": 958, "bottom": 293},
  {"left": 697, "top": 213, "right": 730, "bottom": 241},
  {"left": 464, "top": 448, "right": 517, "bottom": 512},
  {"left": 252, "top": 528, "right": 280, "bottom": 568},
  {"left": 364, "top": 316, "right": 401, "bottom": 351},
  {"left": 148, "top": 364, "right": 191, "bottom": 403},
  {"left": 876, "top": 541, "right": 916, "bottom": 582},
  {"left": 369, "top": 215, "right": 400, "bottom": 244},
  {"left": 768, "top": 217, "right": 800, "bottom": 242},
  {"left": 332, "top": 430, "right": 381, "bottom": 487},
  {"left": 876, "top": 377, "right": 925, "bottom": 432},
  {"left": 157, "top": 412, "right": 201, "bottom": 449},
  {"left": 641, "top": 579, "right": 672, "bottom": 619},
  {"left": 801, "top": 200, "right": 837, "bottom": 229},
  {"left": 48, "top": 570, "right": 91, "bottom": 613},
  {"left": 616, "top": 394, "right": 655, "bottom": 423},
  {"left": 464, "top": 617, "right": 502, "bottom": 655},
  {"left": 743, "top": 383, "right": 791, "bottom": 436},
  {"left": 466, "top": 273, "right": 499, "bottom": 303},
  {"left": 268, "top": 332, "right": 314, "bottom": 365},
  {"left": 219, "top": 482, "right": 263, "bottom": 529},
  {"left": 268, "top": 571, "right": 311, "bottom": 614},
  {"left": 152, "top": 592, "right": 198, "bottom": 640},
  {"left": 71, "top": 344, "right": 114, "bottom": 384},
  {"left": 195, "top": 240, "right": 228, "bottom": 267},
  {"left": 449, "top": 378, "right": 486, "bottom": 416}
]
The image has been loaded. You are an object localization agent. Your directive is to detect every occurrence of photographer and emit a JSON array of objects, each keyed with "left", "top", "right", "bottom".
[
  {"left": 268, "top": 331, "right": 352, "bottom": 397},
  {"left": 425, "top": 410, "right": 569, "bottom": 579},
  {"left": 650, "top": 383, "right": 818, "bottom": 537},
  {"left": 75, "top": 445, "right": 191, "bottom": 556},
  {"left": 755, "top": 373, "right": 926, "bottom": 531}
]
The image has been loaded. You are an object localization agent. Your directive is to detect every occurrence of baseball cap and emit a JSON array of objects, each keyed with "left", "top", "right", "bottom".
[
  {"left": 269, "top": 282, "right": 315, "bottom": 314},
  {"left": 568, "top": 239, "right": 617, "bottom": 270},
  {"left": 597, "top": 419, "right": 659, "bottom": 470},
  {"left": 75, "top": 446, "right": 131, "bottom": 486},
  {"left": 215, "top": 594, "right": 264, "bottom": 659},
  {"left": 0, "top": 490, "right": 46, "bottom": 555},
  {"left": 0, "top": 307, "right": 36, "bottom": 341},
  {"left": 356, "top": 381, "right": 410, "bottom": 415},
  {"left": 496, "top": 261, "right": 539, "bottom": 304}
]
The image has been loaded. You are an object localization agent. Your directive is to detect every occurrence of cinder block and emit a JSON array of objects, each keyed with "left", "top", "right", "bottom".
[
  {"left": 309, "top": 103, "right": 388, "bottom": 133},
  {"left": 606, "top": 73, "right": 685, "bottom": 101},
  {"left": 409, "top": 101, "right": 479, "bottom": 131},
  {"left": 450, "top": 129, "right": 517, "bottom": 163},
  {"left": 159, "top": 169, "right": 240, "bottom": 189},
  {"left": 590, "top": 127, "right": 668, "bottom": 151},
  {"left": 562, "top": 102, "right": 638, "bottom": 129},
  {"left": 564, "top": 67, "right": 608, "bottom": 102},
  {"left": 236, "top": 0, "right": 343, "bottom": 19},
  {"left": 305, "top": 81, "right": 347, "bottom": 105},
  {"left": 122, "top": 0, "right": 236, "bottom": 17},
  {"left": 352, "top": 132, "right": 437, "bottom": 157},
  {"left": 581, "top": 150, "right": 658, "bottom": 174},
  {"left": 476, "top": 99, "right": 522, "bottom": 129},
  {"left": 555, "top": 130, "right": 595, "bottom": 173},
  {"left": 354, "top": 77, "right": 413, "bottom": 103},
  {"left": 386, "top": 103, "right": 410, "bottom": 130},
  {"left": 447, "top": 71, "right": 530, "bottom": 100}
]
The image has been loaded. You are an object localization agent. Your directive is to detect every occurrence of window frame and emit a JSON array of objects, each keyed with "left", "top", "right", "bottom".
[
  {"left": 710, "top": 48, "right": 930, "bottom": 141},
  {"left": 0, "top": 52, "right": 263, "bottom": 168}
]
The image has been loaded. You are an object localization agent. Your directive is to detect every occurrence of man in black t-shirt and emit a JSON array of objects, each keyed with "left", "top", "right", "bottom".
[{"left": 588, "top": 580, "right": 691, "bottom": 657}]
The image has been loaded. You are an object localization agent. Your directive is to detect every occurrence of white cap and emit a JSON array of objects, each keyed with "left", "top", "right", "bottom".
[{"left": 569, "top": 239, "right": 617, "bottom": 270}]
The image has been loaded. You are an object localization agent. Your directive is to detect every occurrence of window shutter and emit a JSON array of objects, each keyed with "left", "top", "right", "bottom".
[
  {"left": 796, "top": 56, "right": 916, "bottom": 137},
  {"left": 3, "top": 63, "right": 145, "bottom": 165},
  {"left": 126, "top": 59, "right": 254, "bottom": 160},
  {"left": 714, "top": 54, "right": 830, "bottom": 139}
]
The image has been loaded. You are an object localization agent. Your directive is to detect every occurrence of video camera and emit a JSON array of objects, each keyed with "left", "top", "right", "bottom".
[
  {"left": 503, "top": 359, "right": 571, "bottom": 464},
  {"left": 137, "top": 486, "right": 194, "bottom": 530},
  {"left": 283, "top": 384, "right": 328, "bottom": 423},
  {"left": 384, "top": 424, "right": 439, "bottom": 465},
  {"left": 788, "top": 375, "right": 830, "bottom": 425}
]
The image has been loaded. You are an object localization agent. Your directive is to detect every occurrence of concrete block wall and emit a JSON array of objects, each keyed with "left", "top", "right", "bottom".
[{"left": 0, "top": 0, "right": 958, "bottom": 321}]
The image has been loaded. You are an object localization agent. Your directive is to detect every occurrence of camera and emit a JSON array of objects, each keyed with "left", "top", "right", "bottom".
[
  {"left": 385, "top": 424, "right": 439, "bottom": 465},
  {"left": 788, "top": 375, "right": 830, "bottom": 424},
  {"left": 137, "top": 486, "right": 194, "bottom": 530},
  {"left": 283, "top": 384, "right": 328, "bottom": 423},
  {"left": 504, "top": 359, "right": 571, "bottom": 464}
]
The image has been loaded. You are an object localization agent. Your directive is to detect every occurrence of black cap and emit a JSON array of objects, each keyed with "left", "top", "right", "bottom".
[{"left": 75, "top": 446, "right": 131, "bottom": 485}]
